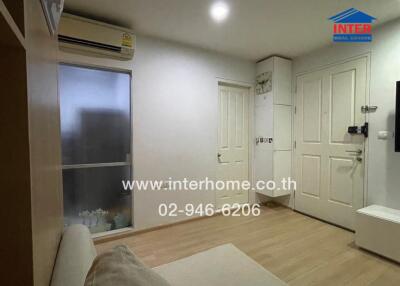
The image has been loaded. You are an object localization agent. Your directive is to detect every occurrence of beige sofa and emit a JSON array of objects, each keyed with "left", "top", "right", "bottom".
[{"left": 51, "top": 225, "right": 286, "bottom": 286}]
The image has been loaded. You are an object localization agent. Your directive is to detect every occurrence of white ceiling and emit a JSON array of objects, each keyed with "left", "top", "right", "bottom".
[{"left": 64, "top": 0, "right": 400, "bottom": 61}]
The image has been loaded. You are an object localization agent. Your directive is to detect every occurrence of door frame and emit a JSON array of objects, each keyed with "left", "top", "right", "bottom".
[
  {"left": 215, "top": 77, "right": 255, "bottom": 206},
  {"left": 293, "top": 53, "right": 371, "bottom": 211}
]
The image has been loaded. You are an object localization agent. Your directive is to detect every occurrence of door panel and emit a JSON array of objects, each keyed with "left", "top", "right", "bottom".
[
  {"left": 254, "top": 94, "right": 273, "bottom": 184},
  {"left": 295, "top": 57, "right": 367, "bottom": 230},
  {"left": 274, "top": 105, "right": 292, "bottom": 150},
  {"left": 328, "top": 157, "right": 354, "bottom": 205},
  {"left": 216, "top": 85, "right": 249, "bottom": 208},
  {"left": 301, "top": 155, "right": 321, "bottom": 198},
  {"left": 220, "top": 89, "right": 229, "bottom": 148},
  {"left": 273, "top": 150, "right": 292, "bottom": 195},
  {"left": 330, "top": 70, "right": 355, "bottom": 144},
  {"left": 295, "top": 72, "right": 324, "bottom": 218},
  {"left": 302, "top": 79, "right": 322, "bottom": 143}
]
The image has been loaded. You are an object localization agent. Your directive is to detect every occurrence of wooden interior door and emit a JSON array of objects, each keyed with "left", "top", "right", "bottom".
[
  {"left": 216, "top": 84, "right": 249, "bottom": 208},
  {"left": 295, "top": 57, "right": 368, "bottom": 230}
]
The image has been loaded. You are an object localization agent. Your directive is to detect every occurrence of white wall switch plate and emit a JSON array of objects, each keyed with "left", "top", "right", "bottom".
[{"left": 377, "top": 131, "right": 389, "bottom": 140}]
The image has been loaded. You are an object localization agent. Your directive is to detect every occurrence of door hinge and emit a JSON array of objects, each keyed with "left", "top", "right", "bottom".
[
  {"left": 294, "top": 106, "right": 297, "bottom": 114},
  {"left": 294, "top": 140, "right": 297, "bottom": 149}
]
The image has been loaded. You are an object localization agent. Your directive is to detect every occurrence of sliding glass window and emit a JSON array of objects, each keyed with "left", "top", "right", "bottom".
[{"left": 59, "top": 64, "right": 132, "bottom": 234}]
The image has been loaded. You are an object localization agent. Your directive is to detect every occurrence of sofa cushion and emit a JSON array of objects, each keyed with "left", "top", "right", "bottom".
[{"left": 85, "top": 245, "right": 171, "bottom": 286}]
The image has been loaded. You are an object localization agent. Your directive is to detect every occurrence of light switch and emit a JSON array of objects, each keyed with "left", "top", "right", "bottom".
[{"left": 377, "top": 131, "right": 389, "bottom": 140}]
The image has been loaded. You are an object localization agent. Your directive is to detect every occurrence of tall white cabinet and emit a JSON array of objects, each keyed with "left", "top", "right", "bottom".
[{"left": 254, "top": 56, "right": 292, "bottom": 197}]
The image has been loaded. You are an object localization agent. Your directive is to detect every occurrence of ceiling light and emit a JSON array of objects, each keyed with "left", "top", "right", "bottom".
[{"left": 210, "top": 2, "right": 230, "bottom": 23}]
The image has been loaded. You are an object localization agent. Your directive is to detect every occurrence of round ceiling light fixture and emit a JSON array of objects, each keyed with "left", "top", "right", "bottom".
[{"left": 210, "top": 2, "right": 230, "bottom": 23}]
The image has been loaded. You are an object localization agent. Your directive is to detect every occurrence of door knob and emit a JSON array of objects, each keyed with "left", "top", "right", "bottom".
[{"left": 217, "top": 153, "right": 222, "bottom": 159}]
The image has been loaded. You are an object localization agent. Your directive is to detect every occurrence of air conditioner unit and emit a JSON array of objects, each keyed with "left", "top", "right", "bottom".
[{"left": 58, "top": 13, "right": 135, "bottom": 60}]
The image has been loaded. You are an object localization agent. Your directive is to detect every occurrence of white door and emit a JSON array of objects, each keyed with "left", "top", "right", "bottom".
[
  {"left": 295, "top": 57, "right": 368, "bottom": 230},
  {"left": 216, "top": 84, "right": 249, "bottom": 208}
]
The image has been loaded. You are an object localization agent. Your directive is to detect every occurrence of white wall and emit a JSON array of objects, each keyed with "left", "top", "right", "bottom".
[
  {"left": 59, "top": 35, "right": 256, "bottom": 230},
  {"left": 292, "top": 18, "right": 400, "bottom": 209}
]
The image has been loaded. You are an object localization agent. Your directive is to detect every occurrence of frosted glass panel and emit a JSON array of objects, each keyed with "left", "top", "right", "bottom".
[
  {"left": 59, "top": 65, "right": 131, "bottom": 165},
  {"left": 59, "top": 64, "right": 132, "bottom": 233},
  {"left": 63, "top": 167, "right": 132, "bottom": 233}
]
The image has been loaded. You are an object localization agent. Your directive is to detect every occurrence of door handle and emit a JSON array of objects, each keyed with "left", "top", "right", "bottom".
[
  {"left": 346, "top": 149, "right": 362, "bottom": 156},
  {"left": 217, "top": 153, "right": 222, "bottom": 161}
]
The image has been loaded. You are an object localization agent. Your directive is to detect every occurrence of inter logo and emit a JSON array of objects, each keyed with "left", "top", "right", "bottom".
[{"left": 329, "top": 8, "right": 376, "bottom": 42}]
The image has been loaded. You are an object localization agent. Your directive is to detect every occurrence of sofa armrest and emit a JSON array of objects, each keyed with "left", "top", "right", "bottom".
[{"left": 51, "top": 224, "right": 97, "bottom": 286}]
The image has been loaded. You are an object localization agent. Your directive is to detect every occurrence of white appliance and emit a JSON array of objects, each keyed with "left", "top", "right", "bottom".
[
  {"left": 58, "top": 13, "right": 135, "bottom": 60},
  {"left": 355, "top": 205, "right": 400, "bottom": 262}
]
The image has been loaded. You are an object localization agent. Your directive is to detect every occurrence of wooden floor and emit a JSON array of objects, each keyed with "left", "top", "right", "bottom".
[{"left": 96, "top": 206, "right": 400, "bottom": 285}]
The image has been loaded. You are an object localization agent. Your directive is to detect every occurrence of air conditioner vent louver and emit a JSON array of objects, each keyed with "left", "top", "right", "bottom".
[
  {"left": 58, "top": 13, "right": 135, "bottom": 60},
  {"left": 59, "top": 35, "right": 122, "bottom": 52}
]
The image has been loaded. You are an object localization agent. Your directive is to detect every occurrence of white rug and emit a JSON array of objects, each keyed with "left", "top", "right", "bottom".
[{"left": 154, "top": 244, "right": 287, "bottom": 286}]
